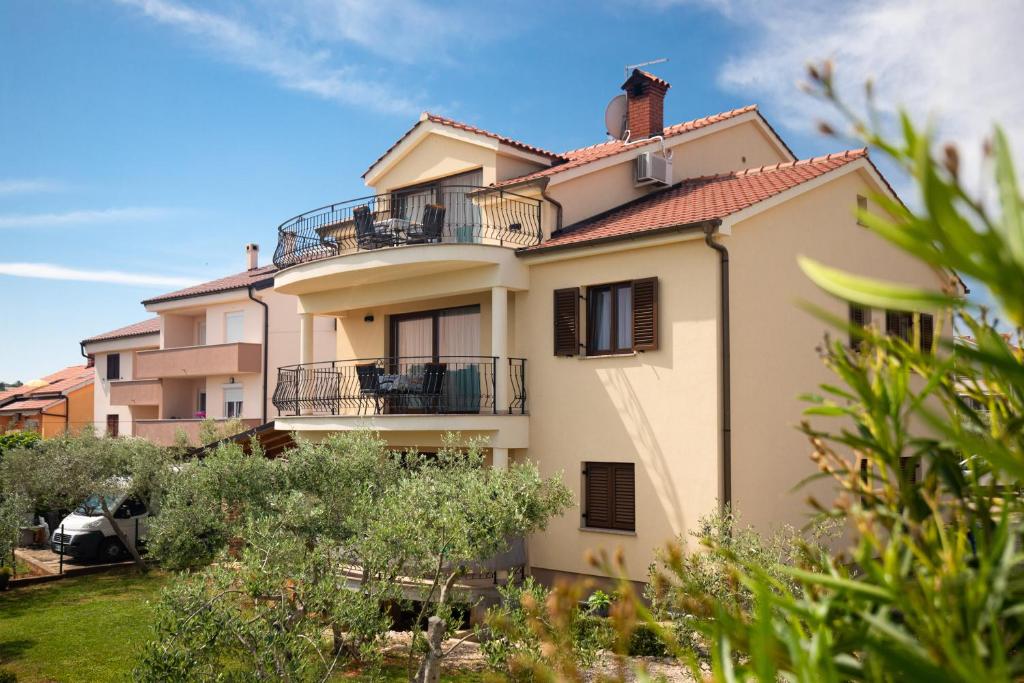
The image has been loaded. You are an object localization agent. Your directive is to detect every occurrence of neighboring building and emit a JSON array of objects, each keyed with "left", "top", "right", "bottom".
[
  {"left": 265, "top": 69, "right": 955, "bottom": 585},
  {"left": 81, "top": 317, "right": 161, "bottom": 438},
  {"left": 81, "top": 244, "right": 334, "bottom": 445},
  {"left": 0, "top": 365, "right": 94, "bottom": 437}
]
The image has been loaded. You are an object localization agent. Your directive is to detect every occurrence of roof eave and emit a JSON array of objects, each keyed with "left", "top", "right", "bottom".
[{"left": 517, "top": 219, "right": 720, "bottom": 257}]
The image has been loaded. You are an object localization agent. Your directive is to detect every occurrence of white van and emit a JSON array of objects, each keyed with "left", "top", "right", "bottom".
[{"left": 50, "top": 493, "right": 152, "bottom": 562}]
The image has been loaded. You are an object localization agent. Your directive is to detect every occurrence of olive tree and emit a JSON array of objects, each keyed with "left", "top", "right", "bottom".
[
  {"left": 136, "top": 432, "right": 572, "bottom": 682},
  {"left": 0, "top": 430, "right": 174, "bottom": 569}
]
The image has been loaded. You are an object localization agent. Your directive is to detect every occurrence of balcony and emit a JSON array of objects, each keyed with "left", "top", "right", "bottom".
[
  {"left": 272, "top": 357, "right": 529, "bottom": 448},
  {"left": 135, "top": 342, "right": 262, "bottom": 379},
  {"left": 109, "top": 379, "right": 161, "bottom": 406},
  {"left": 272, "top": 185, "right": 542, "bottom": 269},
  {"left": 134, "top": 418, "right": 260, "bottom": 446}
]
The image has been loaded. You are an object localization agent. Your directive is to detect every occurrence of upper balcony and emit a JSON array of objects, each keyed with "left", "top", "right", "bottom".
[
  {"left": 272, "top": 186, "right": 541, "bottom": 299},
  {"left": 135, "top": 342, "right": 262, "bottom": 379}
]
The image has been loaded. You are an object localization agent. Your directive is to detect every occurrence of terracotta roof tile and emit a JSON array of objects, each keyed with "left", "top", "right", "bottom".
[
  {"left": 0, "top": 397, "right": 64, "bottom": 413},
  {"left": 492, "top": 105, "right": 760, "bottom": 189},
  {"left": 81, "top": 317, "right": 161, "bottom": 345},
  {"left": 142, "top": 265, "right": 276, "bottom": 305},
  {"left": 0, "top": 365, "right": 94, "bottom": 406},
  {"left": 522, "top": 149, "right": 868, "bottom": 253},
  {"left": 363, "top": 112, "right": 565, "bottom": 179}
]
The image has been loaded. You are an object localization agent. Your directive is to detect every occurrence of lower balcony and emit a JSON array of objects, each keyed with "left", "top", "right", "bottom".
[
  {"left": 109, "top": 379, "right": 161, "bottom": 406},
  {"left": 135, "top": 343, "right": 262, "bottom": 379},
  {"left": 272, "top": 356, "right": 528, "bottom": 448},
  {"left": 134, "top": 418, "right": 260, "bottom": 446}
]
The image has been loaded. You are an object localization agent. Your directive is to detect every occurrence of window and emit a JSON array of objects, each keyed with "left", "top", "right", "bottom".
[
  {"left": 582, "top": 462, "right": 635, "bottom": 532},
  {"left": 106, "top": 414, "right": 119, "bottom": 438},
  {"left": 225, "top": 312, "right": 244, "bottom": 343},
  {"left": 555, "top": 278, "right": 658, "bottom": 357},
  {"left": 899, "top": 456, "right": 919, "bottom": 485},
  {"left": 886, "top": 310, "right": 934, "bottom": 351},
  {"left": 856, "top": 194, "right": 868, "bottom": 226},
  {"left": 106, "top": 353, "right": 121, "bottom": 380},
  {"left": 197, "top": 390, "right": 207, "bottom": 415},
  {"left": 223, "top": 386, "right": 243, "bottom": 418},
  {"left": 849, "top": 304, "right": 872, "bottom": 350},
  {"left": 196, "top": 320, "right": 207, "bottom": 346}
]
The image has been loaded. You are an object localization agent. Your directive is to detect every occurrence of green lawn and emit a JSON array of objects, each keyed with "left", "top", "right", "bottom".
[
  {"left": 0, "top": 569, "right": 168, "bottom": 683},
  {"left": 0, "top": 571, "right": 496, "bottom": 682}
]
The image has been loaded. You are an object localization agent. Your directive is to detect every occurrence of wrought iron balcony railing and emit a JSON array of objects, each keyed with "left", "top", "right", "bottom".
[
  {"left": 273, "top": 185, "right": 543, "bottom": 268},
  {"left": 272, "top": 356, "right": 528, "bottom": 416}
]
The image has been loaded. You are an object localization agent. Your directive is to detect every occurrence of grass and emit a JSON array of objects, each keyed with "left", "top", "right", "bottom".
[
  {"left": 0, "top": 568, "right": 168, "bottom": 683},
  {"left": 0, "top": 570, "right": 499, "bottom": 682}
]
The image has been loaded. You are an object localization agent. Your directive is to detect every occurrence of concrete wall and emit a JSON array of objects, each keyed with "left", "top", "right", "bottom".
[
  {"left": 519, "top": 238, "right": 721, "bottom": 581},
  {"left": 726, "top": 168, "right": 950, "bottom": 533},
  {"left": 372, "top": 135, "right": 494, "bottom": 192}
]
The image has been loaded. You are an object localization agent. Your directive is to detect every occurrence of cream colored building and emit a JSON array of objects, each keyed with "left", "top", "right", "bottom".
[
  {"left": 82, "top": 245, "right": 334, "bottom": 445},
  {"left": 270, "top": 70, "right": 951, "bottom": 583}
]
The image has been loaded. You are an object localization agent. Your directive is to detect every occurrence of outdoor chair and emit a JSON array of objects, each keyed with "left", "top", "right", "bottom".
[
  {"left": 354, "top": 205, "right": 394, "bottom": 250},
  {"left": 355, "top": 363, "right": 384, "bottom": 414},
  {"left": 406, "top": 204, "right": 446, "bottom": 244},
  {"left": 419, "top": 362, "right": 447, "bottom": 412}
]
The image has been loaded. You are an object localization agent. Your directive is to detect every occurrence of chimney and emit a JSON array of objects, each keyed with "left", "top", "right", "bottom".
[
  {"left": 621, "top": 69, "right": 670, "bottom": 141},
  {"left": 246, "top": 243, "right": 259, "bottom": 270}
]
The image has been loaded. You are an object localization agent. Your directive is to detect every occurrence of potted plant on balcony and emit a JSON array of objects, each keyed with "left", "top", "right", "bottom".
[{"left": 193, "top": 411, "right": 206, "bottom": 419}]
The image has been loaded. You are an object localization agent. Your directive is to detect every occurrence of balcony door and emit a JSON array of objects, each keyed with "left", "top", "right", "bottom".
[
  {"left": 390, "top": 305, "right": 480, "bottom": 361},
  {"left": 392, "top": 169, "right": 483, "bottom": 241}
]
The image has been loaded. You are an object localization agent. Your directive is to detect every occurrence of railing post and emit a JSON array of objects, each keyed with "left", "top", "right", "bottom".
[
  {"left": 59, "top": 523, "right": 64, "bottom": 575},
  {"left": 491, "top": 357, "right": 498, "bottom": 415}
]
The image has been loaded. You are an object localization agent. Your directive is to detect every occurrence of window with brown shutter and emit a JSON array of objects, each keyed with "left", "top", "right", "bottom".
[
  {"left": 553, "top": 287, "right": 580, "bottom": 356},
  {"left": 106, "top": 353, "right": 121, "bottom": 380},
  {"left": 106, "top": 414, "right": 119, "bottom": 438},
  {"left": 919, "top": 313, "right": 934, "bottom": 352},
  {"left": 583, "top": 278, "right": 659, "bottom": 356},
  {"left": 856, "top": 194, "right": 868, "bottom": 226},
  {"left": 885, "top": 310, "right": 913, "bottom": 343},
  {"left": 583, "top": 462, "right": 635, "bottom": 532},
  {"left": 899, "top": 456, "right": 919, "bottom": 485},
  {"left": 849, "top": 304, "right": 871, "bottom": 350}
]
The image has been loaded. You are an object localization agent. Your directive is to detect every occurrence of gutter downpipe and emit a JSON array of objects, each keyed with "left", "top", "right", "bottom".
[
  {"left": 248, "top": 286, "right": 270, "bottom": 424},
  {"left": 540, "top": 179, "right": 563, "bottom": 233},
  {"left": 704, "top": 221, "right": 731, "bottom": 511}
]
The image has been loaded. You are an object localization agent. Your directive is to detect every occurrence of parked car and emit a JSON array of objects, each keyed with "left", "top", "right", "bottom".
[{"left": 50, "top": 492, "right": 153, "bottom": 561}]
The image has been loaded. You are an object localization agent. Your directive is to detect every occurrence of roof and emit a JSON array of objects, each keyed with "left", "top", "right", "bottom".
[
  {"left": 141, "top": 265, "right": 276, "bottom": 305},
  {"left": 492, "top": 105, "right": 763, "bottom": 189},
  {"left": 522, "top": 149, "right": 868, "bottom": 253},
  {"left": 81, "top": 317, "right": 161, "bottom": 345},
  {"left": 0, "top": 365, "right": 93, "bottom": 406},
  {"left": 622, "top": 69, "right": 671, "bottom": 91},
  {"left": 0, "top": 397, "right": 64, "bottom": 414},
  {"left": 363, "top": 112, "right": 565, "bottom": 179}
]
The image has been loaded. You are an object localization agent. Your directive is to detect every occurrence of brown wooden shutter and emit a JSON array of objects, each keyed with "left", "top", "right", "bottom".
[
  {"left": 106, "top": 414, "right": 119, "bottom": 438},
  {"left": 886, "top": 311, "right": 913, "bottom": 343},
  {"left": 899, "top": 457, "right": 918, "bottom": 485},
  {"left": 611, "top": 463, "right": 635, "bottom": 531},
  {"left": 849, "top": 304, "right": 871, "bottom": 350},
  {"left": 106, "top": 353, "right": 120, "bottom": 380},
  {"left": 919, "top": 313, "right": 934, "bottom": 352},
  {"left": 553, "top": 287, "right": 580, "bottom": 356},
  {"left": 584, "top": 462, "right": 612, "bottom": 529},
  {"left": 631, "top": 277, "right": 658, "bottom": 351}
]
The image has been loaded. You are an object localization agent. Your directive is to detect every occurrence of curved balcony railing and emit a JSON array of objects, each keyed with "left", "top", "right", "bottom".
[
  {"left": 273, "top": 186, "right": 543, "bottom": 269},
  {"left": 273, "top": 356, "right": 528, "bottom": 417}
]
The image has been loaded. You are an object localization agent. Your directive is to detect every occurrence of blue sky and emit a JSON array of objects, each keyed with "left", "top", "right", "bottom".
[{"left": 0, "top": 0, "right": 1017, "bottom": 380}]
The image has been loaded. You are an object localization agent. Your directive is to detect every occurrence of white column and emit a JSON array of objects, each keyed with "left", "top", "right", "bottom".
[
  {"left": 299, "top": 313, "right": 314, "bottom": 365},
  {"left": 492, "top": 447, "right": 509, "bottom": 471},
  {"left": 491, "top": 286, "right": 508, "bottom": 413}
]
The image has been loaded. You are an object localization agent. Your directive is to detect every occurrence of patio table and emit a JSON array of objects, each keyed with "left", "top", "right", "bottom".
[{"left": 372, "top": 217, "right": 411, "bottom": 241}]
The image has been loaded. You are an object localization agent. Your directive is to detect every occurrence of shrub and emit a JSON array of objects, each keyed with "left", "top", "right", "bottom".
[
  {"left": 0, "top": 668, "right": 16, "bottom": 683},
  {"left": 0, "top": 430, "right": 39, "bottom": 458},
  {"left": 627, "top": 623, "right": 668, "bottom": 657}
]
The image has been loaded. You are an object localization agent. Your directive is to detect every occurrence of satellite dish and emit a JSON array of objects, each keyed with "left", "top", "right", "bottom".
[{"left": 605, "top": 94, "right": 628, "bottom": 140}]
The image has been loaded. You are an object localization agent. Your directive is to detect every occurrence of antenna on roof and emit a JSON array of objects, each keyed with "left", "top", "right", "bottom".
[{"left": 625, "top": 58, "right": 668, "bottom": 78}]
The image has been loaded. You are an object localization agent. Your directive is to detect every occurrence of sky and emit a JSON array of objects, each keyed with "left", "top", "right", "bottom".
[{"left": 0, "top": 0, "right": 1019, "bottom": 381}]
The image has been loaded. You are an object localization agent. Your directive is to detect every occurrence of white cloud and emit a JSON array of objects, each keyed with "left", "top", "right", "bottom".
[
  {"left": 0, "top": 207, "right": 171, "bottom": 228},
  {"left": 112, "top": 0, "right": 449, "bottom": 115},
  {"left": 0, "top": 179, "right": 63, "bottom": 195},
  {"left": 656, "top": 0, "right": 1022, "bottom": 194},
  {"left": 0, "top": 263, "right": 199, "bottom": 288}
]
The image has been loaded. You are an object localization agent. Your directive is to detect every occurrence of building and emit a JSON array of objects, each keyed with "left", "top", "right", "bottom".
[
  {"left": 81, "top": 317, "right": 161, "bottom": 438},
  {"left": 268, "top": 70, "right": 948, "bottom": 583},
  {"left": 0, "top": 365, "right": 95, "bottom": 437},
  {"left": 81, "top": 244, "right": 334, "bottom": 445}
]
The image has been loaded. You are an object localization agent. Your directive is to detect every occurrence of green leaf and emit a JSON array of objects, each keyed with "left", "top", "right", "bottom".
[{"left": 798, "top": 256, "right": 958, "bottom": 312}]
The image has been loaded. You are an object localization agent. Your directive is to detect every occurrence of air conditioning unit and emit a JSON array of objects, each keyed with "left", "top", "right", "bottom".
[{"left": 634, "top": 151, "right": 672, "bottom": 186}]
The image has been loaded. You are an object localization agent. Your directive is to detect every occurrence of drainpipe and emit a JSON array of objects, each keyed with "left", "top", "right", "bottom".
[
  {"left": 704, "top": 222, "right": 731, "bottom": 511},
  {"left": 248, "top": 286, "right": 270, "bottom": 424},
  {"left": 540, "top": 179, "right": 563, "bottom": 233}
]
